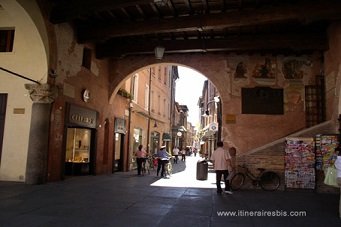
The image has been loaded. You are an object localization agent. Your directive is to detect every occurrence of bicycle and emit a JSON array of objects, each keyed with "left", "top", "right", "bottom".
[
  {"left": 164, "top": 158, "right": 173, "bottom": 178},
  {"left": 141, "top": 157, "right": 151, "bottom": 175},
  {"left": 230, "top": 164, "right": 280, "bottom": 191}
]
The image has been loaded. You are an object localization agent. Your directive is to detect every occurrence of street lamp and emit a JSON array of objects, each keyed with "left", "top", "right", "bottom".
[
  {"left": 154, "top": 46, "right": 165, "bottom": 60},
  {"left": 176, "top": 131, "right": 182, "bottom": 147},
  {"left": 205, "top": 96, "right": 222, "bottom": 143},
  {"left": 205, "top": 96, "right": 220, "bottom": 116}
]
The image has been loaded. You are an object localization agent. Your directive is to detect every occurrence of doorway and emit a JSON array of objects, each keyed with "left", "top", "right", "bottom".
[
  {"left": 113, "top": 133, "right": 124, "bottom": 172},
  {"left": 0, "top": 94, "right": 7, "bottom": 164}
]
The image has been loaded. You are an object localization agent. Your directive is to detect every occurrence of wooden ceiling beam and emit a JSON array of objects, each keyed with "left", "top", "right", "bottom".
[
  {"left": 78, "top": 0, "right": 341, "bottom": 43},
  {"left": 49, "top": 0, "right": 153, "bottom": 24},
  {"left": 96, "top": 33, "right": 327, "bottom": 58}
]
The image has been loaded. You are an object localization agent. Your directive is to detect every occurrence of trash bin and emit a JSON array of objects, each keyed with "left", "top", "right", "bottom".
[{"left": 196, "top": 160, "right": 208, "bottom": 180}]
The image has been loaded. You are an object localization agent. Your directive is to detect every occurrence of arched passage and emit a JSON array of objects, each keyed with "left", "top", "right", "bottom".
[
  {"left": 0, "top": 0, "right": 50, "bottom": 182},
  {"left": 108, "top": 51, "right": 327, "bottom": 155},
  {"left": 109, "top": 60, "right": 226, "bottom": 160}
]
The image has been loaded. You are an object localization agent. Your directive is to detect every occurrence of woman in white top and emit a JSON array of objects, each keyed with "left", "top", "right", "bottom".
[{"left": 334, "top": 147, "right": 341, "bottom": 219}]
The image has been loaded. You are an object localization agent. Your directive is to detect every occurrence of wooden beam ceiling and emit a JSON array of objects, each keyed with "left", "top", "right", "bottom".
[
  {"left": 96, "top": 33, "right": 327, "bottom": 58},
  {"left": 76, "top": 1, "right": 341, "bottom": 43},
  {"left": 45, "top": 0, "right": 341, "bottom": 58},
  {"left": 49, "top": 0, "right": 154, "bottom": 24}
]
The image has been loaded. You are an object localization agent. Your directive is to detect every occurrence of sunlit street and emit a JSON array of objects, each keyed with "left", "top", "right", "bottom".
[{"left": 151, "top": 155, "right": 217, "bottom": 188}]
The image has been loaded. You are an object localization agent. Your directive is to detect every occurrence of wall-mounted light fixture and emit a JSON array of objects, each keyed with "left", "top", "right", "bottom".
[
  {"left": 205, "top": 96, "right": 220, "bottom": 115},
  {"left": 154, "top": 46, "right": 165, "bottom": 60},
  {"left": 154, "top": 121, "right": 158, "bottom": 128}
]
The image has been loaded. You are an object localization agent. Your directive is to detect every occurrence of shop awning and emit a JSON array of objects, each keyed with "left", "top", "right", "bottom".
[{"left": 162, "top": 133, "right": 172, "bottom": 141}]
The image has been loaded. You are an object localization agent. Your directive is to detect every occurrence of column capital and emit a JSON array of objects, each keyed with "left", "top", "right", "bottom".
[{"left": 25, "top": 83, "right": 58, "bottom": 103}]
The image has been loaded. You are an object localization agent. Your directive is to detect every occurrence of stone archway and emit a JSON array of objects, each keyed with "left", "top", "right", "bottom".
[{"left": 108, "top": 51, "right": 325, "bottom": 155}]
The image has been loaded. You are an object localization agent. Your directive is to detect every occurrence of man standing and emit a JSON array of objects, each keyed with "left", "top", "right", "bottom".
[
  {"left": 210, "top": 141, "right": 232, "bottom": 194},
  {"left": 172, "top": 146, "right": 179, "bottom": 164},
  {"left": 157, "top": 145, "right": 171, "bottom": 178}
]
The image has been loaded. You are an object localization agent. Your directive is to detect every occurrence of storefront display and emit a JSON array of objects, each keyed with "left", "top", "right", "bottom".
[
  {"left": 285, "top": 137, "right": 315, "bottom": 189},
  {"left": 64, "top": 104, "right": 97, "bottom": 176},
  {"left": 65, "top": 128, "right": 91, "bottom": 175}
]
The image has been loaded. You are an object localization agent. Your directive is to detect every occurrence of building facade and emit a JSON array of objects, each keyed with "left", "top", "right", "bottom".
[
  {"left": 198, "top": 80, "right": 220, "bottom": 158},
  {"left": 124, "top": 66, "right": 174, "bottom": 170}
]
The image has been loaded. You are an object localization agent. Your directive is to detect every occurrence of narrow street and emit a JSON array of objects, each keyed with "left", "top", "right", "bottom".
[
  {"left": 0, "top": 155, "right": 340, "bottom": 226},
  {"left": 150, "top": 155, "right": 216, "bottom": 188}
]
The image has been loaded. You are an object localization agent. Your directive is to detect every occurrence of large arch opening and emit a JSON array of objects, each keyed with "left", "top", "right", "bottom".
[
  {"left": 109, "top": 62, "right": 223, "bottom": 188},
  {"left": 0, "top": 0, "right": 49, "bottom": 182}
]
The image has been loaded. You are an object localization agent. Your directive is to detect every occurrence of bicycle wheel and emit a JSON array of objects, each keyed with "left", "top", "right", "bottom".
[
  {"left": 167, "top": 162, "right": 172, "bottom": 176},
  {"left": 259, "top": 171, "right": 280, "bottom": 191},
  {"left": 230, "top": 173, "right": 245, "bottom": 191}
]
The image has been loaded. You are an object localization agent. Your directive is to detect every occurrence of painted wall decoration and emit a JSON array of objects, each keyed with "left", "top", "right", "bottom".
[
  {"left": 284, "top": 83, "right": 304, "bottom": 112},
  {"left": 252, "top": 58, "right": 276, "bottom": 79},
  {"left": 282, "top": 59, "right": 311, "bottom": 79},
  {"left": 234, "top": 61, "right": 247, "bottom": 79}
]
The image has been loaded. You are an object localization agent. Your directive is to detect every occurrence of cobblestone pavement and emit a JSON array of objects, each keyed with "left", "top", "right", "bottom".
[{"left": 0, "top": 156, "right": 340, "bottom": 227}]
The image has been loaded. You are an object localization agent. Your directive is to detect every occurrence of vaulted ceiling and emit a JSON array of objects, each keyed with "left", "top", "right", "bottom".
[{"left": 43, "top": 0, "right": 341, "bottom": 59}]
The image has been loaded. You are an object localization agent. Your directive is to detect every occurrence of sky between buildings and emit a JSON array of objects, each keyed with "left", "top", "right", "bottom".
[{"left": 175, "top": 66, "right": 207, "bottom": 128}]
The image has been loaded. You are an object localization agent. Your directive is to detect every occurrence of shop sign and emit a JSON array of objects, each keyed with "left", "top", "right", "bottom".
[
  {"left": 115, "top": 118, "right": 126, "bottom": 134},
  {"left": 162, "top": 133, "right": 171, "bottom": 141},
  {"left": 68, "top": 104, "right": 97, "bottom": 128},
  {"left": 225, "top": 114, "right": 236, "bottom": 124}
]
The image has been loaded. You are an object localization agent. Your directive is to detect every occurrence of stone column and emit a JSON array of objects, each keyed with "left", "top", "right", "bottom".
[{"left": 24, "top": 84, "right": 57, "bottom": 184}]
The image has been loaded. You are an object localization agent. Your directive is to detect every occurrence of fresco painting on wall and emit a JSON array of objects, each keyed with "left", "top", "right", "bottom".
[
  {"left": 282, "top": 59, "right": 311, "bottom": 79},
  {"left": 234, "top": 61, "right": 247, "bottom": 79},
  {"left": 284, "top": 83, "right": 304, "bottom": 112},
  {"left": 252, "top": 58, "right": 276, "bottom": 79}
]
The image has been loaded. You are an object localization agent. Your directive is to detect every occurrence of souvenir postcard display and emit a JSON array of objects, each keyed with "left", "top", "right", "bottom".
[
  {"left": 315, "top": 134, "right": 338, "bottom": 171},
  {"left": 285, "top": 137, "right": 315, "bottom": 189}
]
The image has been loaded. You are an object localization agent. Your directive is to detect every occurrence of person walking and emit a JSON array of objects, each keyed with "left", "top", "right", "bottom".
[
  {"left": 172, "top": 146, "right": 179, "bottom": 164},
  {"left": 135, "top": 144, "right": 147, "bottom": 176},
  {"left": 335, "top": 147, "right": 341, "bottom": 219},
  {"left": 181, "top": 148, "right": 186, "bottom": 162},
  {"left": 210, "top": 141, "right": 232, "bottom": 195},
  {"left": 157, "top": 145, "right": 171, "bottom": 178}
]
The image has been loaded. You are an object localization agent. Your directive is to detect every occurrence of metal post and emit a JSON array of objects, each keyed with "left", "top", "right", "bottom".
[{"left": 217, "top": 98, "right": 222, "bottom": 142}]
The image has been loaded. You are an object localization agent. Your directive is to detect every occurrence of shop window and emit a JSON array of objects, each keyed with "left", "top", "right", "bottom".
[
  {"left": 131, "top": 74, "right": 138, "bottom": 103},
  {"left": 65, "top": 128, "right": 91, "bottom": 163},
  {"left": 158, "top": 66, "right": 161, "bottom": 80},
  {"left": 0, "top": 29, "right": 15, "bottom": 52},
  {"left": 164, "top": 74, "right": 167, "bottom": 85},
  {"left": 145, "top": 84, "right": 149, "bottom": 110},
  {"left": 82, "top": 47, "right": 92, "bottom": 70}
]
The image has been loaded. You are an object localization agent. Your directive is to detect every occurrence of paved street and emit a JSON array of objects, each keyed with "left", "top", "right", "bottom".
[{"left": 0, "top": 156, "right": 340, "bottom": 227}]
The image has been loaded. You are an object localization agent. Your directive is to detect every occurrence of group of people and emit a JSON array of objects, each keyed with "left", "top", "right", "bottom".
[
  {"left": 135, "top": 141, "right": 236, "bottom": 194},
  {"left": 171, "top": 147, "right": 186, "bottom": 164},
  {"left": 134, "top": 144, "right": 173, "bottom": 178}
]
